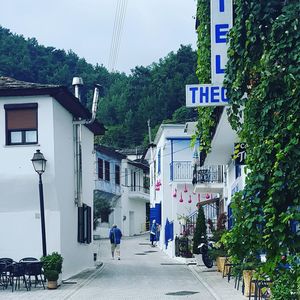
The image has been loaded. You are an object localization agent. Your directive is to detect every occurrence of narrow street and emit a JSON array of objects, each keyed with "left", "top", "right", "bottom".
[
  {"left": 67, "top": 234, "right": 214, "bottom": 300},
  {"left": 0, "top": 234, "right": 226, "bottom": 300}
]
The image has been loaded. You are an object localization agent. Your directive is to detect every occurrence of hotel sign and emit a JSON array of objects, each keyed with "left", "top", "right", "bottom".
[
  {"left": 186, "top": 0, "right": 233, "bottom": 107},
  {"left": 211, "top": 0, "right": 233, "bottom": 84}
]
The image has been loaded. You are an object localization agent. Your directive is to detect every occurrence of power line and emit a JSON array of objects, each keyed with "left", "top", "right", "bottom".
[{"left": 108, "top": 0, "right": 128, "bottom": 72}]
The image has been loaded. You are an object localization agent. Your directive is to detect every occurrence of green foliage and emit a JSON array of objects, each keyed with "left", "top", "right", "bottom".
[
  {"left": 44, "top": 269, "right": 59, "bottom": 281},
  {"left": 193, "top": 206, "right": 207, "bottom": 254},
  {"left": 0, "top": 27, "right": 197, "bottom": 149},
  {"left": 41, "top": 252, "right": 63, "bottom": 274},
  {"left": 193, "top": 0, "right": 216, "bottom": 153},
  {"left": 208, "top": 213, "right": 228, "bottom": 259},
  {"left": 93, "top": 190, "right": 114, "bottom": 229},
  {"left": 196, "top": 2, "right": 300, "bottom": 296}
]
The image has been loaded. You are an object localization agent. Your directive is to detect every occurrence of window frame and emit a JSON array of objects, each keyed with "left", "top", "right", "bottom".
[
  {"left": 98, "top": 158, "right": 103, "bottom": 179},
  {"left": 78, "top": 203, "right": 92, "bottom": 244},
  {"left": 104, "top": 160, "right": 110, "bottom": 182},
  {"left": 115, "top": 164, "right": 120, "bottom": 185},
  {"left": 4, "top": 103, "right": 38, "bottom": 146}
]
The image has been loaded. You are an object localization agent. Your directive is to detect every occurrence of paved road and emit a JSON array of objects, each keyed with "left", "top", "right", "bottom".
[{"left": 0, "top": 235, "right": 223, "bottom": 299}]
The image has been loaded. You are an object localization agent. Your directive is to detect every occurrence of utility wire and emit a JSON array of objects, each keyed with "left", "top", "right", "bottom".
[{"left": 108, "top": 0, "right": 128, "bottom": 72}]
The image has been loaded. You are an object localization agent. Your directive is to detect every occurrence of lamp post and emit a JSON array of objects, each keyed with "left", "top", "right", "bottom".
[{"left": 31, "top": 150, "right": 47, "bottom": 257}]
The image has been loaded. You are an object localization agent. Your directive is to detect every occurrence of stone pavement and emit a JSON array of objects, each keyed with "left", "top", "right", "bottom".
[{"left": 0, "top": 234, "right": 246, "bottom": 299}]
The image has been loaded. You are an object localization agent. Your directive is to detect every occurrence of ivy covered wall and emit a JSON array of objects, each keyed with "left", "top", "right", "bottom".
[{"left": 195, "top": 0, "right": 300, "bottom": 297}]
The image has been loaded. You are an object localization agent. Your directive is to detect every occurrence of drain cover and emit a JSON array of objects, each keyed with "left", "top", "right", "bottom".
[
  {"left": 135, "top": 253, "right": 146, "bottom": 255},
  {"left": 165, "top": 291, "right": 199, "bottom": 296},
  {"left": 144, "top": 250, "right": 157, "bottom": 253},
  {"left": 160, "top": 263, "right": 185, "bottom": 265},
  {"left": 139, "top": 243, "right": 151, "bottom": 245}
]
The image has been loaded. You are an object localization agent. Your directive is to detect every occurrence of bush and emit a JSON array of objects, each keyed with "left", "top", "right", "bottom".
[
  {"left": 44, "top": 270, "right": 59, "bottom": 281},
  {"left": 193, "top": 206, "right": 207, "bottom": 254},
  {"left": 41, "top": 252, "right": 63, "bottom": 275}
]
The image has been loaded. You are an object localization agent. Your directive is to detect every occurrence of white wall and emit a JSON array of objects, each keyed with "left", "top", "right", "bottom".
[{"left": 0, "top": 95, "right": 95, "bottom": 279}]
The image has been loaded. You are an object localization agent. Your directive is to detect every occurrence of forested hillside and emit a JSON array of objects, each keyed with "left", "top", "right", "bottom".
[{"left": 0, "top": 26, "right": 198, "bottom": 148}]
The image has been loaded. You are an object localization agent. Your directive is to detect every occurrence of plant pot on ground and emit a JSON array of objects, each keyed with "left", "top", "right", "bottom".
[
  {"left": 41, "top": 252, "right": 63, "bottom": 290},
  {"left": 44, "top": 270, "right": 59, "bottom": 289}
]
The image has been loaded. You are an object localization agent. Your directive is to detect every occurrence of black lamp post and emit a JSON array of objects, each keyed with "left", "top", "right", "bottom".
[{"left": 31, "top": 150, "right": 47, "bottom": 257}]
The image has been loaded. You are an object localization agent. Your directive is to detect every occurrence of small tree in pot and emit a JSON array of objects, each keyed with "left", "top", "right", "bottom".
[
  {"left": 41, "top": 252, "right": 63, "bottom": 289},
  {"left": 193, "top": 205, "right": 207, "bottom": 254}
]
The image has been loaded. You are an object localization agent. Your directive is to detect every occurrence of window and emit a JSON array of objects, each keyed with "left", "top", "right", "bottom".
[
  {"left": 157, "top": 149, "right": 161, "bottom": 174},
  {"left": 125, "top": 168, "right": 128, "bottom": 186},
  {"left": 235, "top": 164, "right": 241, "bottom": 179},
  {"left": 98, "top": 158, "right": 103, "bottom": 179},
  {"left": 105, "top": 161, "right": 110, "bottom": 181},
  {"left": 5, "top": 103, "right": 38, "bottom": 145},
  {"left": 78, "top": 204, "right": 92, "bottom": 244},
  {"left": 115, "top": 165, "right": 120, "bottom": 185}
]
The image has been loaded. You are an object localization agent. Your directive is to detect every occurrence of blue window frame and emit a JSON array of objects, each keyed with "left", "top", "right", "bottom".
[{"left": 157, "top": 149, "right": 161, "bottom": 174}]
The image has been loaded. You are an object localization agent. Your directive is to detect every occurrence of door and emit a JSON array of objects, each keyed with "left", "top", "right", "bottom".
[{"left": 129, "top": 211, "right": 134, "bottom": 236}]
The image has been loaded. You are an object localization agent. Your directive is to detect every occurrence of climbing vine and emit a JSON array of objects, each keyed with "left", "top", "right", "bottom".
[
  {"left": 196, "top": 0, "right": 300, "bottom": 297},
  {"left": 194, "top": 0, "right": 214, "bottom": 153}
]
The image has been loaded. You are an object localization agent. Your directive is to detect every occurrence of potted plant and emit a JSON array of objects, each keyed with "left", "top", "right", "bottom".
[{"left": 41, "top": 252, "right": 63, "bottom": 289}]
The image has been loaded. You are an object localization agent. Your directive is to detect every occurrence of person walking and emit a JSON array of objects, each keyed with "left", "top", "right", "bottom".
[
  {"left": 150, "top": 219, "right": 157, "bottom": 247},
  {"left": 109, "top": 224, "right": 122, "bottom": 260}
]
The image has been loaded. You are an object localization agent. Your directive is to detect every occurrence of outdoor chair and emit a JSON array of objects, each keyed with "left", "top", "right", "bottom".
[
  {"left": 24, "top": 262, "right": 45, "bottom": 290},
  {"left": 19, "top": 257, "right": 38, "bottom": 263},
  {"left": 0, "top": 262, "right": 8, "bottom": 289},
  {"left": 7, "top": 262, "right": 28, "bottom": 292},
  {"left": 0, "top": 258, "right": 14, "bottom": 265}
]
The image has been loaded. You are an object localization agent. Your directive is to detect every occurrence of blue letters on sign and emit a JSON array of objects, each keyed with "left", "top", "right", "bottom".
[
  {"left": 187, "top": 85, "right": 229, "bottom": 106},
  {"left": 219, "top": 0, "right": 225, "bottom": 12},
  {"left": 216, "top": 55, "right": 225, "bottom": 74},
  {"left": 189, "top": 87, "right": 198, "bottom": 104},
  {"left": 200, "top": 87, "right": 209, "bottom": 103},
  {"left": 211, "top": 86, "right": 219, "bottom": 103},
  {"left": 215, "top": 24, "right": 229, "bottom": 43}
]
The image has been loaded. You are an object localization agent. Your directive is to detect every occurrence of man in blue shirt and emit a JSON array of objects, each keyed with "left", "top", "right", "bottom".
[{"left": 109, "top": 224, "right": 122, "bottom": 260}]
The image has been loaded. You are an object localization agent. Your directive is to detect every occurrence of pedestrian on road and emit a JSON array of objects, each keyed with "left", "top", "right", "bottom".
[
  {"left": 109, "top": 224, "right": 122, "bottom": 260},
  {"left": 150, "top": 219, "right": 157, "bottom": 247}
]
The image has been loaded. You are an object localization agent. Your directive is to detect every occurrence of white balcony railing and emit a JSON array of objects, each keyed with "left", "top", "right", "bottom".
[{"left": 170, "top": 161, "right": 193, "bottom": 182}]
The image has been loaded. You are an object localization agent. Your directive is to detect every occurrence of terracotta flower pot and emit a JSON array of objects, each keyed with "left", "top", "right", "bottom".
[
  {"left": 243, "top": 270, "right": 256, "bottom": 297},
  {"left": 47, "top": 280, "right": 58, "bottom": 289}
]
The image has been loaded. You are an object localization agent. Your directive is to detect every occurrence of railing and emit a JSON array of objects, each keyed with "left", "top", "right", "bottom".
[
  {"left": 175, "top": 236, "right": 193, "bottom": 258},
  {"left": 170, "top": 161, "right": 193, "bottom": 181},
  {"left": 193, "top": 165, "right": 223, "bottom": 184},
  {"left": 130, "top": 186, "right": 150, "bottom": 194}
]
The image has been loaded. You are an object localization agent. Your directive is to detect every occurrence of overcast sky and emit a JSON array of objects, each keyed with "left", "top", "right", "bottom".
[{"left": 0, "top": 0, "right": 197, "bottom": 74}]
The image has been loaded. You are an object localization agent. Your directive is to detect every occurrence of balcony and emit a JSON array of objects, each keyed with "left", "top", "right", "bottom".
[
  {"left": 193, "top": 165, "right": 224, "bottom": 194},
  {"left": 128, "top": 185, "right": 150, "bottom": 202},
  {"left": 170, "top": 161, "right": 193, "bottom": 182}
]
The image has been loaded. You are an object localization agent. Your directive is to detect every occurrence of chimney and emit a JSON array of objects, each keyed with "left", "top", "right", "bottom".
[{"left": 72, "top": 77, "right": 83, "bottom": 101}]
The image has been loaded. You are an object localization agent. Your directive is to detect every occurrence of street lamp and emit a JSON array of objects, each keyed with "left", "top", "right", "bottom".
[{"left": 31, "top": 150, "right": 47, "bottom": 257}]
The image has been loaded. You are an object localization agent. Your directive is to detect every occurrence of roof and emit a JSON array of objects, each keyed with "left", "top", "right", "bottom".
[
  {"left": 94, "top": 144, "right": 127, "bottom": 160},
  {"left": 128, "top": 159, "right": 149, "bottom": 172},
  {"left": 0, "top": 77, "right": 105, "bottom": 135},
  {"left": 117, "top": 146, "right": 146, "bottom": 156}
]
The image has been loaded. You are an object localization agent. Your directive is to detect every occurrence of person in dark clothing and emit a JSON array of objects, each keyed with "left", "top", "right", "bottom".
[
  {"left": 150, "top": 219, "right": 157, "bottom": 246},
  {"left": 109, "top": 224, "right": 122, "bottom": 260}
]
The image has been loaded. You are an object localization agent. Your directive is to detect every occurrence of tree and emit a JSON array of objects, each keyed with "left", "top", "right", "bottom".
[
  {"left": 193, "top": 206, "right": 207, "bottom": 254},
  {"left": 93, "top": 190, "right": 114, "bottom": 230}
]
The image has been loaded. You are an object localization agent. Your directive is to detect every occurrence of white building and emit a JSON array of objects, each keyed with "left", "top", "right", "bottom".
[
  {"left": 0, "top": 76, "right": 104, "bottom": 279},
  {"left": 147, "top": 124, "right": 199, "bottom": 257},
  {"left": 94, "top": 145, "right": 150, "bottom": 237},
  {"left": 193, "top": 107, "right": 246, "bottom": 228}
]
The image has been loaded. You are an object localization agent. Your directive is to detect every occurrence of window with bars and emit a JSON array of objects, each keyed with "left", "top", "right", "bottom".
[
  {"left": 115, "top": 165, "right": 120, "bottom": 185},
  {"left": 78, "top": 204, "right": 92, "bottom": 244},
  {"left": 5, "top": 103, "right": 38, "bottom": 145},
  {"left": 98, "top": 158, "right": 103, "bottom": 179}
]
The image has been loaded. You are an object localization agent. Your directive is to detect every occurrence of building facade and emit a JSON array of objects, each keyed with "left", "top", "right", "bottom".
[{"left": 0, "top": 77, "right": 104, "bottom": 279}]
